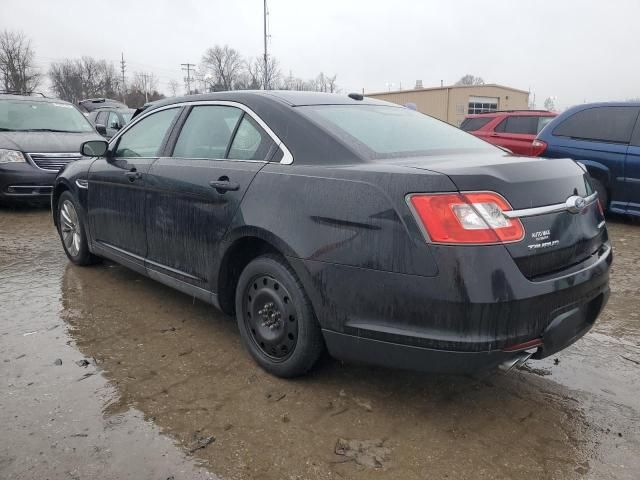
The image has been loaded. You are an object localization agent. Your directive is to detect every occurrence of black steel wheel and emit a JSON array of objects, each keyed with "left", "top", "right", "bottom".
[{"left": 235, "top": 254, "right": 324, "bottom": 377}]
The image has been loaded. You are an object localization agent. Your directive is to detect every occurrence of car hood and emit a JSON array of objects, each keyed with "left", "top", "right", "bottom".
[{"left": 0, "top": 131, "right": 103, "bottom": 153}]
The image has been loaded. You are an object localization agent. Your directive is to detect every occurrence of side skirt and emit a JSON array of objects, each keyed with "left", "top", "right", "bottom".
[{"left": 91, "top": 241, "right": 220, "bottom": 309}]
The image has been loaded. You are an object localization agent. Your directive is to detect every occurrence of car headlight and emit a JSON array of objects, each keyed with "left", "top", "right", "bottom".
[{"left": 0, "top": 149, "right": 26, "bottom": 164}]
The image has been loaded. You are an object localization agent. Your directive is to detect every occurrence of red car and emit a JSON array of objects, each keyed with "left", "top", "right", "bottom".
[{"left": 460, "top": 110, "right": 557, "bottom": 156}]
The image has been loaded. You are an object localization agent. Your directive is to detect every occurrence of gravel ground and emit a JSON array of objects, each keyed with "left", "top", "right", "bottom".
[{"left": 1, "top": 207, "right": 638, "bottom": 480}]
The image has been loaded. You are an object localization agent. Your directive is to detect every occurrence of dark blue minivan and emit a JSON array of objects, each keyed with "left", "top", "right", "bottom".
[{"left": 534, "top": 102, "right": 640, "bottom": 215}]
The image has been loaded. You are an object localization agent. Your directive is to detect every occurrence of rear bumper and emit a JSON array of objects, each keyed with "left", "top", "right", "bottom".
[
  {"left": 288, "top": 241, "right": 611, "bottom": 373},
  {"left": 0, "top": 164, "right": 56, "bottom": 203}
]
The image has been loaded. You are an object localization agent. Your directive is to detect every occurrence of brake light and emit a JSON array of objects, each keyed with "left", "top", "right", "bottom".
[
  {"left": 409, "top": 192, "right": 525, "bottom": 245},
  {"left": 531, "top": 139, "right": 547, "bottom": 157}
]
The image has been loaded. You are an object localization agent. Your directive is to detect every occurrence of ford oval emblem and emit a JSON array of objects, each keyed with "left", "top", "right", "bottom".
[{"left": 566, "top": 195, "right": 587, "bottom": 214}]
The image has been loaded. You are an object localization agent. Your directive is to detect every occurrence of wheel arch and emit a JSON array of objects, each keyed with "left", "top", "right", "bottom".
[
  {"left": 216, "top": 227, "right": 299, "bottom": 316},
  {"left": 52, "top": 180, "right": 73, "bottom": 226}
]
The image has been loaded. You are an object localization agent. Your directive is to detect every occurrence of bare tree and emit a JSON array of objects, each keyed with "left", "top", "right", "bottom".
[
  {"left": 201, "top": 45, "right": 244, "bottom": 91},
  {"left": 0, "top": 30, "right": 40, "bottom": 93},
  {"left": 543, "top": 97, "right": 556, "bottom": 111},
  {"left": 49, "top": 57, "right": 120, "bottom": 103},
  {"left": 455, "top": 74, "right": 485, "bottom": 86},
  {"left": 167, "top": 79, "right": 180, "bottom": 97}
]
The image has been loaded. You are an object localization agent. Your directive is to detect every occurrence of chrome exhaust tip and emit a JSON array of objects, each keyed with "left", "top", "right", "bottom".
[{"left": 498, "top": 351, "right": 534, "bottom": 372}]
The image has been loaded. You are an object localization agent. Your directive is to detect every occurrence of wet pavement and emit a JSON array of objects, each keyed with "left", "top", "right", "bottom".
[{"left": 1, "top": 207, "right": 639, "bottom": 480}]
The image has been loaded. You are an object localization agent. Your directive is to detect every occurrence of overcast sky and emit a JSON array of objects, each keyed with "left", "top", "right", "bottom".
[{"left": 3, "top": 0, "right": 639, "bottom": 109}]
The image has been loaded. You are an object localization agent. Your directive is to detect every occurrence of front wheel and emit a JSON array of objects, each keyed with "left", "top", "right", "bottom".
[
  {"left": 57, "top": 191, "right": 99, "bottom": 266},
  {"left": 235, "top": 254, "right": 324, "bottom": 377}
]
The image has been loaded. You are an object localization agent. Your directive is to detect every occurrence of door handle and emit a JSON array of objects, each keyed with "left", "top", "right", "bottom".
[
  {"left": 124, "top": 170, "right": 142, "bottom": 181},
  {"left": 209, "top": 177, "right": 240, "bottom": 193}
]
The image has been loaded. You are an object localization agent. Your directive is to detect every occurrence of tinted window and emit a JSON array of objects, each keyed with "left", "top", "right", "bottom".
[
  {"left": 173, "top": 106, "right": 242, "bottom": 159},
  {"left": 114, "top": 108, "right": 179, "bottom": 158},
  {"left": 460, "top": 117, "right": 493, "bottom": 132},
  {"left": 228, "top": 116, "right": 275, "bottom": 160},
  {"left": 503, "top": 116, "right": 539, "bottom": 135},
  {"left": 537, "top": 116, "right": 554, "bottom": 133},
  {"left": 107, "top": 112, "right": 120, "bottom": 129},
  {"left": 95, "top": 111, "right": 107, "bottom": 125},
  {"left": 553, "top": 107, "right": 640, "bottom": 144},
  {"left": 301, "top": 105, "right": 494, "bottom": 158}
]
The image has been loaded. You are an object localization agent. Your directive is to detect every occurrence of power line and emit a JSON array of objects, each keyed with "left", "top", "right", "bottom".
[{"left": 181, "top": 63, "right": 195, "bottom": 95}]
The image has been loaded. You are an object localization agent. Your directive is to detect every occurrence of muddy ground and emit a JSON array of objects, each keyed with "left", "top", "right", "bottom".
[{"left": 1, "top": 207, "right": 638, "bottom": 480}]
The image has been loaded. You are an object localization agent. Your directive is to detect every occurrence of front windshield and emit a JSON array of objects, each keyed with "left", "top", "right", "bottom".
[
  {"left": 0, "top": 100, "right": 94, "bottom": 133},
  {"left": 300, "top": 104, "right": 496, "bottom": 159}
]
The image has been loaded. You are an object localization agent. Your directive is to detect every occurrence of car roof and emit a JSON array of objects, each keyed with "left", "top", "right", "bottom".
[
  {"left": 145, "top": 90, "right": 396, "bottom": 112},
  {"left": 466, "top": 110, "right": 555, "bottom": 118}
]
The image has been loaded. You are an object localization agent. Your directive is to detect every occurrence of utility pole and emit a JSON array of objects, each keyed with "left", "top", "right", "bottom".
[
  {"left": 263, "top": 0, "right": 268, "bottom": 90},
  {"left": 140, "top": 73, "right": 150, "bottom": 103},
  {"left": 181, "top": 63, "right": 195, "bottom": 95},
  {"left": 120, "top": 53, "right": 126, "bottom": 103}
]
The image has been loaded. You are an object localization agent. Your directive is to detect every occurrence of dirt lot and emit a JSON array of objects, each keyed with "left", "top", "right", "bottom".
[{"left": 1, "top": 207, "right": 638, "bottom": 480}]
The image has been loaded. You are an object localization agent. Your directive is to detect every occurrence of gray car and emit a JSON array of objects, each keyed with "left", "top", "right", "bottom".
[
  {"left": 0, "top": 94, "right": 102, "bottom": 205},
  {"left": 88, "top": 107, "right": 135, "bottom": 140}
]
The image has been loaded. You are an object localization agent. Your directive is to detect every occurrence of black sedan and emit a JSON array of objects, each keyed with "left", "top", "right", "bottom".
[{"left": 51, "top": 91, "right": 611, "bottom": 377}]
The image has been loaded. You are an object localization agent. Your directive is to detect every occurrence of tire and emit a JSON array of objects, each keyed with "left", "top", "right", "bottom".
[
  {"left": 591, "top": 178, "right": 608, "bottom": 212},
  {"left": 235, "top": 254, "right": 324, "bottom": 377},
  {"left": 56, "top": 191, "right": 99, "bottom": 266}
]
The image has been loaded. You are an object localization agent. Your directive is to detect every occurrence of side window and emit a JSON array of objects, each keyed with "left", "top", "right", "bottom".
[
  {"left": 553, "top": 107, "right": 640, "bottom": 144},
  {"left": 95, "top": 111, "right": 107, "bottom": 125},
  {"left": 107, "top": 111, "right": 120, "bottom": 129},
  {"left": 114, "top": 108, "right": 179, "bottom": 158},
  {"left": 228, "top": 116, "right": 276, "bottom": 161},
  {"left": 460, "top": 117, "right": 493, "bottom": 132},
  {"left": 172, "top": 106, "right": 242, "bottom": 159},
  {"left": 494, "top": 119, "right": 507, "bottom": 132},
  {"left": 537, "top": 116, "right": 555, "bottom": 133},
  {"left": 503, "top": 116, "right": 539, "bottom": 135}
]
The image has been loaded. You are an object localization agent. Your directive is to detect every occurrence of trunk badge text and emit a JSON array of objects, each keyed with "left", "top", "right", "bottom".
[{"left": 528, "top": 229, "right": 559, "bottom": 250}]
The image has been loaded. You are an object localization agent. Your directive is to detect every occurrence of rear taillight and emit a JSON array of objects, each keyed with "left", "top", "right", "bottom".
[
  {"left": 531, "top": 139, "right": 547, "bottom": 157},
  {"left": 409, "top": 192, "right": 524, "bottom": 245}
]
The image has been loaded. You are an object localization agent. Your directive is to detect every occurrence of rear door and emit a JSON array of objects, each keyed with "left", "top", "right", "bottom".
[
  {"left": 87, "top": 107, "right": 181, "bottom": 269},
  {"left": 144, "top": 103, "right": 278, "bottom": 289}
]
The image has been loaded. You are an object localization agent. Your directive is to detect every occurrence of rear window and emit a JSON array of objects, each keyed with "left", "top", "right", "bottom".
[
  {"left": 460, "top": 117, "right": 494, "bottom": 132},
  {"left": 300, "top": 105, "right": 494, "bottom": 158},
  {"left": 553, "top": 106, "right": 640, "bottom": 144}
]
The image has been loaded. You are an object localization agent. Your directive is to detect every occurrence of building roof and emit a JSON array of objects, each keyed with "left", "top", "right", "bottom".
[{"left": 366, "top": 83, "right": 530, "bottom": 97}]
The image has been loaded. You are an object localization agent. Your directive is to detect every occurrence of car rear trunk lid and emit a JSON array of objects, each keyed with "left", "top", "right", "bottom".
[{"left": 399, "top": 152, "right": 607, "bottom": 279}]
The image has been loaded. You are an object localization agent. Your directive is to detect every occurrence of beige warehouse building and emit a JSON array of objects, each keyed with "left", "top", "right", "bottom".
[{"left": 366, "top": 83, "right": 530, "bottom": 126}]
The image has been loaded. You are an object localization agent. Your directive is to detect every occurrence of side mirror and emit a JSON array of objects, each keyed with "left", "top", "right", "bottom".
[
  {"left": 95, "top": 123, "right": 107, "bottom": 135},
  {"left": 81, "top": 140, "right": 109, "bottom": 157},
  {"left": 112, "top": 122, "right": 122, "bottom": 130}
]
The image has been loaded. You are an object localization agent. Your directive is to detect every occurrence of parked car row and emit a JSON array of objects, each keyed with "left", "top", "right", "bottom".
[{"left": 462, "top": 103, "right": 640, "bottom": 216}]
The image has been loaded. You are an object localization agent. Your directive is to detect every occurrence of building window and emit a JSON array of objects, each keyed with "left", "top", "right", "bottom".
[{"left": 468, "top": 96, "right": 499, "bottom": 114}]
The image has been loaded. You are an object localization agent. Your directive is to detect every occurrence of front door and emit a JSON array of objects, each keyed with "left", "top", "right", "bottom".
[
  {"left": 87, "top": 107, "right": 181, "bottom": 268},
  {"left": 144, "top": 104, "right": 278, "bottom": 288}
]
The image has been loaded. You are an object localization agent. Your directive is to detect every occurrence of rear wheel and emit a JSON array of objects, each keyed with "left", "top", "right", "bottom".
[
  {"left": 591, "top": 178, "right": 608, "bottom": 211},
  {"left": 57, "top": 191, "right": 99, "bottom": 266},
  {"left": 235, "top": 254, "right": 324, "bottom": 377}
]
